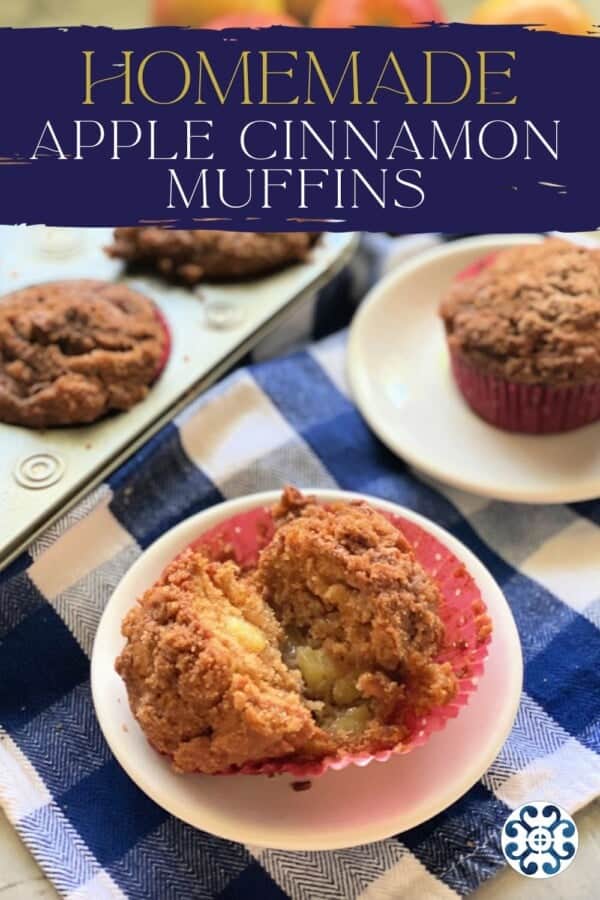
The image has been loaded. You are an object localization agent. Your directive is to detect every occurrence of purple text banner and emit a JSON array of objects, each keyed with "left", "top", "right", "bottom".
[{"left": 0, "top": 24, "right": 598, "bottom": 231}]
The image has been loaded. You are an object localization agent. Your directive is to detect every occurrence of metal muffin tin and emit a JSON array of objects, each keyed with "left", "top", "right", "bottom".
[{"left": 0, "top": 226, "right": 357, "bottom": 569}]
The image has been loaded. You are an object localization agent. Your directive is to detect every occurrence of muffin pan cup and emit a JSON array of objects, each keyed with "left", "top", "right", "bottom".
[
  {"left": 153, "top": 307, "right": 172, "bottom": 379},
  {"left": 188, "top": 502, "right": 492, "bottom": 778},
  {"left": 0, "top": 227, "right": 357, "bottom": 570}
]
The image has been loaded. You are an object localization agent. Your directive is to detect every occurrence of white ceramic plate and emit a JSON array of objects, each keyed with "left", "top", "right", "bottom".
[
  {"left": 91, "top": 490, "right": 522, "bottom": 851},
  {"left": 348, "top": 234, "right": 600, "bottom": 504}
]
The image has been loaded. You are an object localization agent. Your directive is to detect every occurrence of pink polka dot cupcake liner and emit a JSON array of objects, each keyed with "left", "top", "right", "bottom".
[{"left": 189, "top": 502, "right": 492, "bottom": 778}]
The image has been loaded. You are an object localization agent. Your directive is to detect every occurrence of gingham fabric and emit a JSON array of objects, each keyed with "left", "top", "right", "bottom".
[{"left": 1, "top": 236, "right": 600, "bottom": 900}]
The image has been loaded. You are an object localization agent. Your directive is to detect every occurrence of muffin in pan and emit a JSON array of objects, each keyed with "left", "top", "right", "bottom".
[
  {"left": 107, "top": 228, "right": 320, "bottom": 285},
  {"left": 116, "top": 487, "right": 491, "bottom": 777},
  {"left": 440, "top": 239, "right": 600, "bottom": 434},
  {"left": 0, "top": 279, "right": 169, "bottom": 429}
]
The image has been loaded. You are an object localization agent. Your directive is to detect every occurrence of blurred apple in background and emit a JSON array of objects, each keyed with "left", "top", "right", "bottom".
[
  {"left": 470, "top": 0, "right": 593, "bottom": 32},
  {"left": 311, "top": 0, "right": 445, "bottom": 26},
  {"left": 153, "top": 0, "right": 595, "bottom": 31},
  {"left": 286, "top": 0, "right": 320, "bottom": 21},
  {"left": 153, "top": 0, "right": 286, "bottom": 25},
  {"left": 205, "top": 11, "right": 300, "bottom": 25}
]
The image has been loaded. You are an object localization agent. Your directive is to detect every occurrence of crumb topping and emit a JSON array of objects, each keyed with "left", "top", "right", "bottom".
[
  {"left": 116, "top": 487, "right": 458, "bottom": 774},
  {"left": 440, "top": 239, "right": 600, "bottom": 384},
  {"left": 0, "top": 279, "right": 166, "bottom": 428},
  {"left": 108, "top": 229, "right": 319, "bottom": 284},
  {"left": 116, "top": 551, "right": 330, "bottom": 774}
]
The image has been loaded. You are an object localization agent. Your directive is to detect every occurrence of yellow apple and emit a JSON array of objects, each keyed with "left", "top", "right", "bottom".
[
  {"left": 153, "top": 0, "right": 286, "bottom": 26},
  {"left": 471, "top": 0, "right": 593, "bottom": 33},
  {"left": 205, "top": 11, "right": 300, "bottom": 26}
]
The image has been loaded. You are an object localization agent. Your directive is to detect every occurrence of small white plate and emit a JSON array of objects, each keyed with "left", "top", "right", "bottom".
[
  {"left": 91, "top": 490, "right": 522, "bottom": 851},
  {"left": 348, "top": 235, "right": 600, "bottom": 504}
]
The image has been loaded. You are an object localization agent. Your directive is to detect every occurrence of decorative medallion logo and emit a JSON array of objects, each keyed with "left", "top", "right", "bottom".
[{"left": 501, "top": 802, "right": 578, "bottom": 879}]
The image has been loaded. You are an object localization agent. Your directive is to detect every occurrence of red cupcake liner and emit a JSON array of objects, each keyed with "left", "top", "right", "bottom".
[
  {"left": 449, "top": 254, "right": 600, "bottom": 434},
  {"left": 454, "top": 252, "right": 497, "bottom": 282},
  {"left": 153, "top": 307, "right": 172, "bottom": 380},
  {"left": 450, "top": 349, "right": 600, "bottom": 435},
  {"left": 190, "top": 502, "right": 492, "bottom": 777}
]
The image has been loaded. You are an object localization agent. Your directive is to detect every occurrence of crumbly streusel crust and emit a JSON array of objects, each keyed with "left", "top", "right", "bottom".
[
  {"left": 116, "top": 552, "right": 332, "bottom": 774},
  {"left": 108, "top": 228, "right": 320, "bottom": 284},
  {"left": 116, "top": 488, "right": 457, "bottom": 774},
  {"left": 0, "top": 279, "right": 167, "bottom": 428},
  {"left": 261, "top": 487, "right": 456, "bottom": 721},
  {"left": 440, "top": 239, "right": 600, "bottom": 384}
]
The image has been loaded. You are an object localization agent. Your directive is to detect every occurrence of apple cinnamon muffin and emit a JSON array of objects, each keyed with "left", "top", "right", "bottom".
[
  {"left": 116, "top": 488, "right": 457, "bottom": 774},
  {"left": 440, "top": 239, "right": 600, "bottom": 433},
  {"left": 107, "top": 229, "right": 320, "bottom": 285},
  {"left": 0, "top": 279, "right": 169, "bottom": 428}
]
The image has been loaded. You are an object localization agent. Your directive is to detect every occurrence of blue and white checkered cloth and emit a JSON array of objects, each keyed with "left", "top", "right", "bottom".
[{"left": 1, "top": 235, "right": 600, "bottom": 899}]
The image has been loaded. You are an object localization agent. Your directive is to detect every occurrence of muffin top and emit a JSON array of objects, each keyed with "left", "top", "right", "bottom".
[
  {"left": 0, "top": 279, "right": 167, "bottom": 428},
  {"left": 440, "top": 239, "right": 600, "bottom": 384},
  {"left": 116, "top": 550, "right": 328, "bottom": 774},
  {"left": 116, "top": 487, "right": 457, "bottom": 774},
  {"left": 108, "top": 228, "right": 320, "bottom": 284},
  {"left": 261, "top": 487, "right": 447, "bottom": 679}
]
